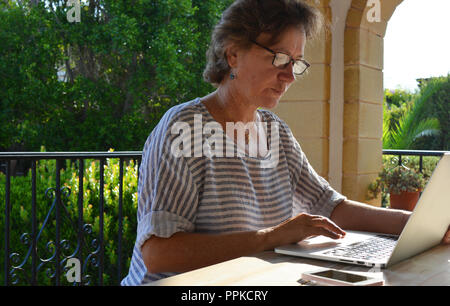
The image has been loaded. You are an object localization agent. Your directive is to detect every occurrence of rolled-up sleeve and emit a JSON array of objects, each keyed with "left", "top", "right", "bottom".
[
  {"left": 136, "top": 211, "right": 195, "bottom": 250},
  {"left": 135, "top": 127, "right": 199, "bottom": 251}
]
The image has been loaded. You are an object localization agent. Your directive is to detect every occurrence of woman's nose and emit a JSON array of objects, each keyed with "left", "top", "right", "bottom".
[{"left": 278, "top": 62, "right": 296, "bottom": 83}]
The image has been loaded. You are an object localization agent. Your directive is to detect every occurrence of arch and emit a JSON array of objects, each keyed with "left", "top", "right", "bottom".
[
  {"left": 342, "top": 0, "right": 404, "bottom": 204},
  {"left": 275, "top": 0, "right": 404, "bottom": 205}
]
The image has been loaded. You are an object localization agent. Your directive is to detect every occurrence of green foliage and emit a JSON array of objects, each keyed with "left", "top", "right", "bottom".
[
  {"left": 0, "top": 0, "right": 233, "bottom": 152},
  {"left": 367, "top": 155, "right": 440, "bottom": 207},
  {"left": 383, "top": 83, "right": 441, "bottom": 150},
  {"left": 382, "top": 100, "right": 411, "bottom": 137},
  {"left": 0, "top": 153, "right": 138, "bottom": 285},
  {"left": 383, "top": 75, "right": 449, "bottom": 150},
  {"left": 384, "top": 88, "right": 415, "bottom": 108},
  {"left": 412, "top": 75, "right": 450, "bottom": 150},
  {"left": 372, "top": 166, "right": 425, "bottom": 195}
]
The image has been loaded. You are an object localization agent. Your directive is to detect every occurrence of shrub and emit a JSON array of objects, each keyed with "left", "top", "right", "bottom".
[
  {"left": 0, "top": 1, "right": 233, "bottom": 152},
  {"left": 0, "top": 155, "right": 138, "bottom": 285},
  {"left": 367, "top": 155, "right": 440, "bottom": 207}
]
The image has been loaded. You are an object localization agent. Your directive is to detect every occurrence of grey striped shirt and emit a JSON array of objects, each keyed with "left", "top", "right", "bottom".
[{"left": 121, "top": 98, "right": 346, "bottom": 285}]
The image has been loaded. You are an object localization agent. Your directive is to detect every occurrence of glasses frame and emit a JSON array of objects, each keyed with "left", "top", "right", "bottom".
[{"left": 250, "top": 40, "right": 310, "bottom": 76}]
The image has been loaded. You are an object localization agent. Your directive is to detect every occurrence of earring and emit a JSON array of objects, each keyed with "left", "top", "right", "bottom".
[{"left": 230, "top": 72, "right": 236, "bottom": 80}]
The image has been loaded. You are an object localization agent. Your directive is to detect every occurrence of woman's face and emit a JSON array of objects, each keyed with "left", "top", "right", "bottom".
[{"left": 229, "top": 26, "right": 307, "bottom": 109}]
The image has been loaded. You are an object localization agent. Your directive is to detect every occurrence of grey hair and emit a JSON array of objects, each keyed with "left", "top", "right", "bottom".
[{"left": 203, "top": 0, "right": 324, "bottom": 87}]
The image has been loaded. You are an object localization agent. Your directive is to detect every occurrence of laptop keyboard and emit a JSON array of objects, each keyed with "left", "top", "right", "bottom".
[{"left": 323, "top": 235, "right": 398, "bottom": 261}]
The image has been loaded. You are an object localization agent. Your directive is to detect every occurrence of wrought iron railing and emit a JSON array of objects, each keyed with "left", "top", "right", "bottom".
[
  {"left": 382, "top": 149, "right": 448, "bottom": 173},
  {"left": 1, "top": 152, "right": 141, "bottom": 286},
  {"left": 2, "top": 150, "right": 448, "bottom": 285}
]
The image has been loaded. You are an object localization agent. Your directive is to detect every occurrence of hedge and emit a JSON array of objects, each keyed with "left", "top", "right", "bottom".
[{"left": 0, "top": 154, "right": 138, "bottom": 285}]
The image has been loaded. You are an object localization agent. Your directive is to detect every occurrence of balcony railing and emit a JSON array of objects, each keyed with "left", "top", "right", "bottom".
[
  {"left": 1, "top": 152, "right": 141, "bottom": 286},
  {"left": 382, "top": 149, "right": 448, "bottom": 173},
  {"left": 1, "top": 149, "right": 448, "bottom": 286}
]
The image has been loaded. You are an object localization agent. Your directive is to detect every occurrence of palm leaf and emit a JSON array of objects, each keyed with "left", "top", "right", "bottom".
[
  {"left": 387, "top": 118, "right": 440, "bottom": 149},
  {"left": 383, "top": 81, "right": 442, "bottom": 149}
]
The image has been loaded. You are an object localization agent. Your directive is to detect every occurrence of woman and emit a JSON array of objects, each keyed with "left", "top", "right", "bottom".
[{"left": 121, "top": 0, "right": 450, "bottom": 285}]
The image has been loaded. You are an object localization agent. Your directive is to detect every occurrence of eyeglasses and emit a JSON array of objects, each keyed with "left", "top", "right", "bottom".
[{"left": 250, "top": 40, "right": 310, "bottom": 76}]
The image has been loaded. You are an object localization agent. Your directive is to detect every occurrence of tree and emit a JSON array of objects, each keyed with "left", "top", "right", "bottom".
[
  {"left": 413, "top": 75, "right": 450, "bottom": 150},
  {"left": 383, "top": 81, "right": 442, "bottom": 150},
  {"left": 0, "top": 0, "right": 233, "bottom": 152},
  {"left": 384, "top": 88, "right": 415, "bottom": 108}
]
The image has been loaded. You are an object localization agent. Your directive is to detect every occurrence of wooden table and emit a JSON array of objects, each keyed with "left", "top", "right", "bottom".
[{"left": 147, "top": 244, "right": 450, "bottom": 286}]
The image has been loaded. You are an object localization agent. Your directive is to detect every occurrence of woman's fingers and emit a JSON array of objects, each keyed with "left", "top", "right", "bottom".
[
  {"left": 284, "top": 213, "right": 346, "bottom": 243},
  {"left": 309, "top": 215, "right": 346, "bottom": 237},
  {"left": 313, "top": 226, "right": 343, "bottom": 240}
]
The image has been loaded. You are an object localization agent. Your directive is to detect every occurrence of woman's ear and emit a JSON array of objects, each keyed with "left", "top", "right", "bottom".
[{"left": 225, "top": 43, "right": 239, "bottom": 68}]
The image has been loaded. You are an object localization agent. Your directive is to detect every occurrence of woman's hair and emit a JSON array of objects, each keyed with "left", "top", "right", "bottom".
[{"left": 203, "top": 0, "right": 324, "bottom": 86}]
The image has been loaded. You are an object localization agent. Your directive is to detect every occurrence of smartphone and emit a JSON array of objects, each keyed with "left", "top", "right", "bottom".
[{"left": 301, "top": 268, "right": 384, "bottom": 286}]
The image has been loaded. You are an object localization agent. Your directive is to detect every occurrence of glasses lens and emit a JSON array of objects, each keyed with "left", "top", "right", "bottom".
[
  {"left": 273, "top": 53, "right": 309, "bottom": 75},
  {"left": 293, "top": 60, "right": 309, "bottom": 75},
  {"left": 273, "top": 53, "right": 290, "bottom": 68}
]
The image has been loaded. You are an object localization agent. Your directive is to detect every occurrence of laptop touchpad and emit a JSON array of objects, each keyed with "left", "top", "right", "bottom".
[{"left": 296, "top": 232, "right": 375, "bottom": 250}]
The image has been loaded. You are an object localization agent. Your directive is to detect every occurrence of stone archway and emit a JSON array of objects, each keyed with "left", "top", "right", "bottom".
[
  {"left": 342, "top": 0, "right": 404, "bottom": 204},
  {"left": 274, "top": 0, "right": 404, "bottom": 206}
]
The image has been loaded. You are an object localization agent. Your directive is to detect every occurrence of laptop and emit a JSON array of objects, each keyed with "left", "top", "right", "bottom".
[{"left": 275, "top": 153, "right": 450, "bottom": 268}]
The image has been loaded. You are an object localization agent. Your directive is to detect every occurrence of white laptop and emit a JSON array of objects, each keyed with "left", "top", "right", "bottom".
[{"left": 275, "top": 153, "right": 450, "bottom": 268}]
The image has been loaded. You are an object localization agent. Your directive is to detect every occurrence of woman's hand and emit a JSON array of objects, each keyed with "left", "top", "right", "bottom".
[
  {"left": 271, "top": 213, "right": 346, "bottom": 246},
  {"left": 442, "top": 225, "right": 450, "bottom": 245}
]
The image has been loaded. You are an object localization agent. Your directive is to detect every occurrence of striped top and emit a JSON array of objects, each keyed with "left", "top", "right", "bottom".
[{"left": 121, "top": 98, "right": 346, "bottom": 286}]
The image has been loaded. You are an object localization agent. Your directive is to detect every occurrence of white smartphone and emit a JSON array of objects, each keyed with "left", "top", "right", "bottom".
[{"left": 301, "top": 268, "right": 384, "bottom": 286}]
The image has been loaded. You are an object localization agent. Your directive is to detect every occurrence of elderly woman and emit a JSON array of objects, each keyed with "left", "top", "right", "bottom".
[{"left": 121, "top": 0, "right": 450, "bottom": 285}]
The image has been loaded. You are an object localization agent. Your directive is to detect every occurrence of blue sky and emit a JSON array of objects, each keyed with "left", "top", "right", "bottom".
[{"left": 383, "top": 0, "right": 450, "bottom": 92}]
